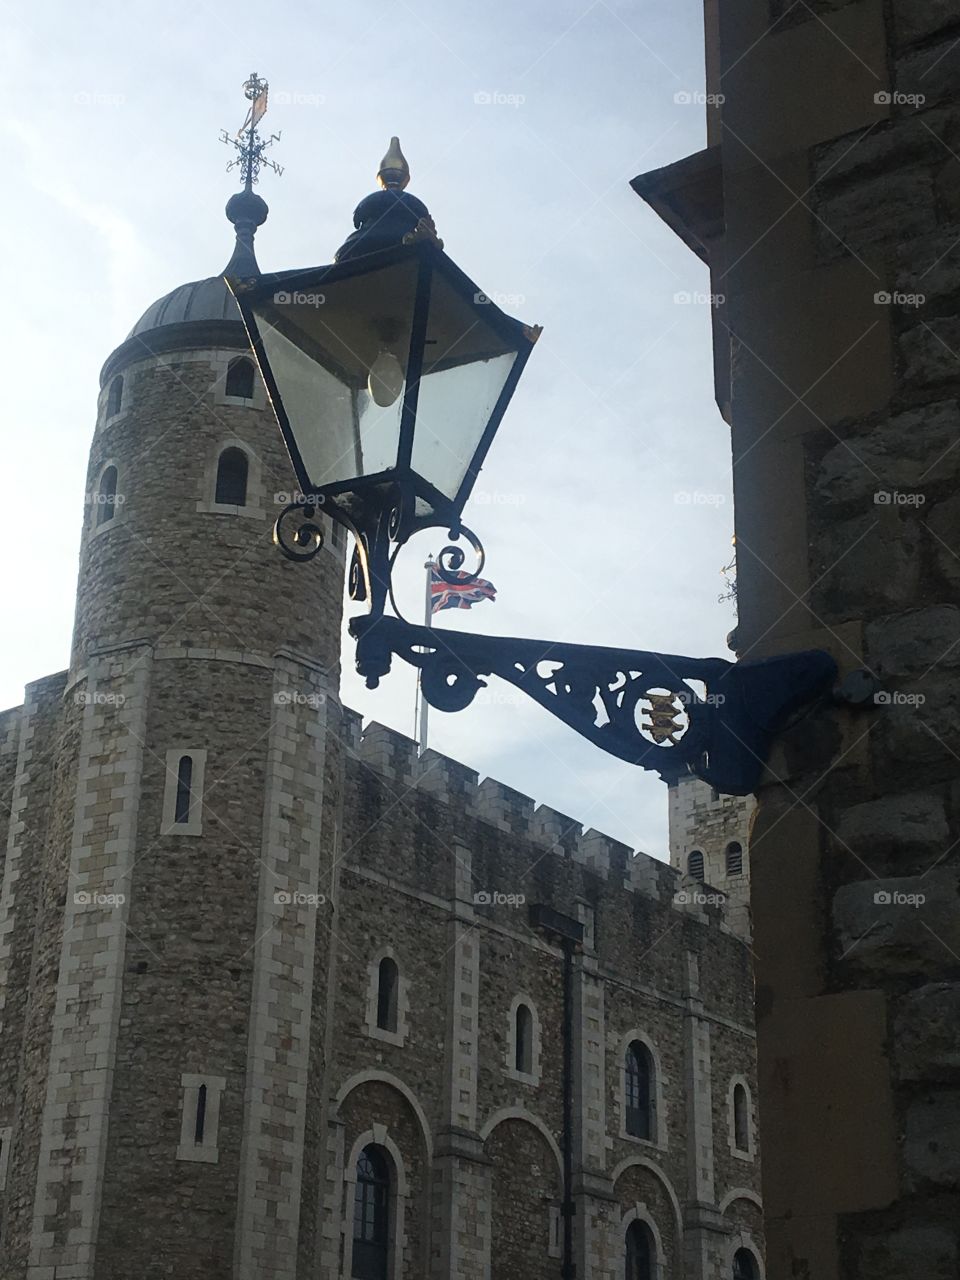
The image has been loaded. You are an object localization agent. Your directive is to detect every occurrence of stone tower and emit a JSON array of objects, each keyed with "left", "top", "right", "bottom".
[
  {"left": 0, "top": 188, "right": 347, "bottom": 1278},
  {"left": 668, "top": 779, "right": 755, "bottom": 940}
]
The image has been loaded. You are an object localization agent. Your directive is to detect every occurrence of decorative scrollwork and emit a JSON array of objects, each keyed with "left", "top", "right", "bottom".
[
  {"left": 273, "top": 502, "right": 324, "bottom": 562},
  {"left": 435, "top": 525, "right": 486, "bottom": 586},
  {"left": 348, "top": 614, "right": 838, "bottom": 795}
]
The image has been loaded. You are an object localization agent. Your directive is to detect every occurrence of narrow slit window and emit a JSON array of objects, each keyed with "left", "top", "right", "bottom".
[
  {"left": 215, "top": 447, "right": 249, "bottom": 506},
  {"left": 194, "top": 1083, "right": 207, "bottom": 1143},
  {"left": 376, "top": 957, "right": 398, "bottom": 1033},
  {"left": 733, "top": 1083, "right": 749, "bottom": 1152},
  {"left": 726, "top": 841, "right": 744, "bottom": 875},
  {"left": 174, "top": 755, "right": 193, "bottom": 825},
  {"left": 107, "top": 374, "right": 123, "bottom": 417},
  {"left": 515, "top": 1002, "right": 533, "bottom": 1074},
  {"left": 96, "top": 465, "right": 118, "bottom": 526},
  {"left": 688, "top": 849, "right": 705, "bottom": 880},
  {"left": 225, "top": 357, "right": 255, "bottom": 399}
]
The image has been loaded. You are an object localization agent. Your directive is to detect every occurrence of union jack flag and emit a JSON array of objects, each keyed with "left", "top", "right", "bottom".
[{"left": 430, "top": 565, "right": 497, "bottom": 614}]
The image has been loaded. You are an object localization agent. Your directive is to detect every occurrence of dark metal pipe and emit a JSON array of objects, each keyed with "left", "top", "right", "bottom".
[{"left": 561, "top": 938, "right": 575, "bottom": 1280}]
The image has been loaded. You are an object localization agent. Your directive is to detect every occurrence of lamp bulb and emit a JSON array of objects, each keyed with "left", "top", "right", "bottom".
[{"left": 368, "top": 351, "right": 405, "bottom": 407}]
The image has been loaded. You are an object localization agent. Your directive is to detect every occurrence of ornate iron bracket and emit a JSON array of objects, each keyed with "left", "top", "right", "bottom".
[{"left": 349, "top": 614, "right": 837, "bottom": 795}]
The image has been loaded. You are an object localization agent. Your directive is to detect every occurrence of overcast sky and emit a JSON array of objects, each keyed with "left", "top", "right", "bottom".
[{"left": 1, "top": 0, "right": 734, "bottom": 859}]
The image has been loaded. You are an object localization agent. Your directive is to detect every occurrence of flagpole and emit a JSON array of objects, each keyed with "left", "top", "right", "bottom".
[{"left": 416, "top": 556, "right": 434, "bottom": 755}]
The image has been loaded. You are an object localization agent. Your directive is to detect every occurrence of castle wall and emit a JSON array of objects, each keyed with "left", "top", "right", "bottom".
[{"left": 314, "top": 721, "right": 761, "bottom": 1279}]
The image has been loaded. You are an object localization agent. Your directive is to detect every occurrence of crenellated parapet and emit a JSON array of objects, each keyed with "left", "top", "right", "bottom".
[{"left": 346, "top": 718, "right": 744, "bottom": 935}]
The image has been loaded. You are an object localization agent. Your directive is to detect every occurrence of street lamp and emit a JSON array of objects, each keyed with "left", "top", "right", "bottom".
[{"left": 229, "top": 138, "right": 838, "bottom": 796}]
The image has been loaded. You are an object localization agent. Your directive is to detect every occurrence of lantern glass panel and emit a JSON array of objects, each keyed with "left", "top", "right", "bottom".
[
  {"left": 250, "top": 255, "right": 421, "bottom": 490},
  {"left": 411, "top": 271, "right": 523, "bottom": 502}
]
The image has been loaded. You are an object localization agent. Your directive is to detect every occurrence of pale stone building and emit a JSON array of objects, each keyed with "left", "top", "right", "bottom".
[
  {"left": 0, "top": 181, "right": 762, "bottom": 1278},
  {"left": 668, "top": 780, "right": 755, "bottom": 941}
]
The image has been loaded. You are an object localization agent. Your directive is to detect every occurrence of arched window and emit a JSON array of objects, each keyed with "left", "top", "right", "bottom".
[
  {"left": 96, "top": 465, "right": 118, "bottom": 526},
  {"left": 625, "top": 1040, "right": 655, "bottom": 1140},
  {"left": 625, "top": 1219, "right": 654, "bottom": 1280},
  {"left": 515, "top": 1002, "right": 533, "bottom": 1074},
  {"left": 688, "top": 849, "right": 705, "bottom": 880},
  {"left": 733, "top": 1247, "right": 759, "bottom": 1280},
  {"left": 353, "top": 1144, "right": 390, "bottom": 1280},
  {"left": 726, "top": 841, "right": 744, "bottom": 875},
  {"left": 376, "top": 956, "right": 398, "bottom": 1033},
  {"left": 107, "top": 374, "right": 123, "bottom": 417},
  {"left": 174, "top": 755, "right": 193, "bottom": 825},
  {"left": 215, "top": 447, "right": 249, "bottom": 506},
  {"left": 733, "top": 1082, "right": 750, "bottom": 1152},
  {"left": 194, "top": 1083, "right": 207, "bottom": 1144},
  {"left": 225, "top": 356, "right": 255, "bottom": 399}
]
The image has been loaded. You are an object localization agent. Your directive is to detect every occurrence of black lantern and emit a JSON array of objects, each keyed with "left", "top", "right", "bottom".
[
  {"left": 231, "top": 138, "right": 539, "bottom": 641},
  {"left": 227, "top": 135, "right": 842, "bottom": 796}
]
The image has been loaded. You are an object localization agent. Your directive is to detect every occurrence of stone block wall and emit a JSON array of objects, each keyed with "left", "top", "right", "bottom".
[{"left": 635, "top": 0, "right": 960, "bottom": 1273}]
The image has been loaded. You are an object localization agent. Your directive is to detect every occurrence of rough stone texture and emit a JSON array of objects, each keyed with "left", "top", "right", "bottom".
[
  {"left": 894, "top": 984, "right": 960, "bottom": 1081},
  {"left": 833, "top": 869, "right": 960, "bottom": 974},
  {"left": 891, "top": 0, "right": 960, "bottom": 47},
  {"left": 835, "top": 790, "right": 949, "bottom": 855},
  {"left": 904, "top": 1093, "right": 960, "bottom": 1185},
  {"left": 853, "top": 1225, "right": 958, "bottom": 1279},
  {"left": 637, "top": 0, "right": 960, "bottom": 1273}
]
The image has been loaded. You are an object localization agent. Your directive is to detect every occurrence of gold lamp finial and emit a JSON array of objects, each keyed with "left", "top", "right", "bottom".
[{"left": 377, "top": 137, "right": 410, "bottom": 191}]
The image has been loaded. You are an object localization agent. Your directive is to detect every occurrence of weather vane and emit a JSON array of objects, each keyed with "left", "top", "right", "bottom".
[{"left": 220, "top": 72, "right": 283, "bottom": 190}]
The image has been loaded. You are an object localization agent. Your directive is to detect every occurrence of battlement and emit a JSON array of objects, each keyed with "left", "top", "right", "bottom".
[{"left": 344, "top": 713, "right": 740, "bottom": 932}]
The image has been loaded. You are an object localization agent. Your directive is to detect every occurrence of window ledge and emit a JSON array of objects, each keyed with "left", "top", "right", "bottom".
[
  {"left": 162, "top": 820, "right": 203, "bottom": 837},
  {"left": 177, "top": 1143, "right": 219, "bottom": 1163},
  {"left": 505, "top": 1067, "right": 539, "bottom": 1086},
  {"left": 196, "top": 501, "right": 265, "bottom": 520},
  {"left": 366, "top": 1025, "right": 405, "bottom": 1048},
  {"left": 620, "top": 1131, "right": 667, "bottom": 1153}
]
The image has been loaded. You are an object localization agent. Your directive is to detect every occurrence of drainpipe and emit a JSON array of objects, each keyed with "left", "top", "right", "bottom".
[{"left": 529, "top": 904, "right": 584, "bottom": 1280}]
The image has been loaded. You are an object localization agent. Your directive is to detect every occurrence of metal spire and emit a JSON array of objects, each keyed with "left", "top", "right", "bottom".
[{"left": 221, "top": 73, "right": 280, "bottom": 279}]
